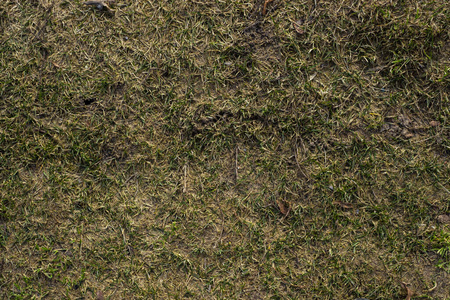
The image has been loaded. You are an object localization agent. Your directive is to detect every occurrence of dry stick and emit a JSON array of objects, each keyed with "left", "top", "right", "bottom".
[
  {"left": 262, "top": 0, "right": 274, "bottom": 16},
  {"left": 120, "top": 226, "right": 127, "bottom": 245},
  {"left": 79, "top": 223, "right": 84, "bottom": 257},
  {"left": 134, "top": 173, "right": 139, "bottom": 199},
  {"left": 183, "top": 164, "right": 187, "bottom": 193},
  {"left": 235, "top": 147, "right": 239, "bottom": 183},
  {"left": 215, "top": 190, "right": 226, "bottom": 246},
  {"left": 437, "top": 182, "right": 450, "bottom": 194},
  {"left": 120, "top": 226, "right": 133, "bottom": 255}
]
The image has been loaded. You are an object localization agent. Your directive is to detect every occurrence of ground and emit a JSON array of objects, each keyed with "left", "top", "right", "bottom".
[{"left": 0, "top": 0, "right": 449, "bottom": 299}]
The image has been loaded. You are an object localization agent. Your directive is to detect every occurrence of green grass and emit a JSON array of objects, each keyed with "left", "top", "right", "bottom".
[{"left": 0, "top": 0, "right": 449, "bottom": 299}]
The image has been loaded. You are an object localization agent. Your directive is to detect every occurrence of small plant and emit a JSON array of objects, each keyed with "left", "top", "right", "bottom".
[{"left": 432, "top": 229, "right": 450, "bottom": 271}]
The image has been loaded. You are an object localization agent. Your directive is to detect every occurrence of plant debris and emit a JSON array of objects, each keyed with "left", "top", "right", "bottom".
[
  {"left": 277, "top": 199, "right": 291, "bottom": 216},
  {"left": 401, "top": 282, "right": 413, "bottom": 300},
  {"left": 333, "top": 201, "right": 354, "bottom": 209},
  {"left": 262, "top": 0, "right": 274, "bottom": 16},
  {"left": 292, "top": 20, "right": 305, "bottom": 35}
]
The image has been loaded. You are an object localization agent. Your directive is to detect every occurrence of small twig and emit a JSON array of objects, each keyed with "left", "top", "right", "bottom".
[
  {"left": 120, "top": 226, "right": 127, "bottom": 245},
  {"left": 437, "top": 182, "right": 450, "bottom": 194},
  {"left": 120, "top": 226, "right": 133, "bottom": 255},
  {"left": 262, "top": 0, "right": 274, "bottom": 16},
  {"left": 183, "top": 164, "right": 187, "bottom": 193},
  {"left": 214, "top": 190, "right": 226, "bottom": 246},
  {"left": 79, "top": 223, "right": 84, "bottom": 257},
  {"left": 235, "top": 146, "right": 239, "bottom": 183}
]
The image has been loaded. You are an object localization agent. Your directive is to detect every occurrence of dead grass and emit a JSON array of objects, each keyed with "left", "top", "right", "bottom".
[{"left": 0, "top": 0, "right": 449, "bottom": 299}]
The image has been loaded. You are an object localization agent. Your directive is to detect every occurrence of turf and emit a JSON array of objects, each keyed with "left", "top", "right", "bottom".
[{"left": 0, "top": 0, "right": 449, "bottom": 299}]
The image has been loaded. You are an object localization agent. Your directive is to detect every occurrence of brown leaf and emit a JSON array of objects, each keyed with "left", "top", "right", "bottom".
[
  {"left": 277, "top": 200, "right": 290, "bottom": 216},
  {"left": 401, "top": 282, "right": 413, "bottom": 300},
  {"left": 293, "top": 20, "right": 304, "bottom": 35},
  {"left": 333, "top": 201, "right": 353, "bottom": 209}
]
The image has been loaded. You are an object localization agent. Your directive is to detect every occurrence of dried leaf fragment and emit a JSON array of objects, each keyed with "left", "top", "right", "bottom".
[
  {"left": 277, "top": 200, "right": 290, "bottom": 216},
  {"left": 429, "top": 120, "right": 440, "bottom": 127},
  {"left": 401, "top": 282, "right": 413, "bottom": 300},
  {"left": 51, "top": 61, "right": 61, "bottom": 68},
  {"left": 333, "top": 201, "right": 353, "bottom": 209},
  {"left": 293, "top": 20, "right": 304, "bottom": 35}
]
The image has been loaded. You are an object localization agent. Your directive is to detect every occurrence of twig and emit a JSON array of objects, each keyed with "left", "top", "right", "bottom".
[
  {"left": 235, "top": 146, "right": 239, "bottom": 183},
  {"left": 120, "top": 226, "right": 133, "bottom": 255},
  {"left": 437, "top": 182, "right": 450, "bottom": 194},
  {"left": 183, "top": 164, "right": 187, "bottom": 193},
  {"left": 262, "top": 0, "right": 274, "bottom": 16},
  {"left": 120, "top": 226, "right": 127, "bottom": 245},
  {"left": 215, "top": 190, "right": 226, "bottom": 246}
]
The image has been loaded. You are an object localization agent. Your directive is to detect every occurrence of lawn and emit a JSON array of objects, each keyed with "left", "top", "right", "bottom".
[{"left": 0, "top": 0, "right": 449, "bottom": 299}]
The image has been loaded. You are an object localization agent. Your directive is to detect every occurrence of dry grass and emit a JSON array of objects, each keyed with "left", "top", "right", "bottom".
[{"left": 0, "top": 0, "right": 449, "bottom": 299}]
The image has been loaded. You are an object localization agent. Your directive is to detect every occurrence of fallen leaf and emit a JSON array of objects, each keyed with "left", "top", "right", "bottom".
[
  {"left": 401, "top": 282, "right": 413, "bottom": 300},
  {"left": 277, "top": 200, "right": 290, "bottom": 216}
]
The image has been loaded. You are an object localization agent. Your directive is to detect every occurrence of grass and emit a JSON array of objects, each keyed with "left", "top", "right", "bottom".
[{"left": 0, "top": 0, "right": 449, "bottom": 299}]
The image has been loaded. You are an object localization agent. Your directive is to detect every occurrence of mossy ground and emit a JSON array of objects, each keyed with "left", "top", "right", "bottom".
[{"left": 0, "top": 0, "right": 449, "bottom": 299}]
